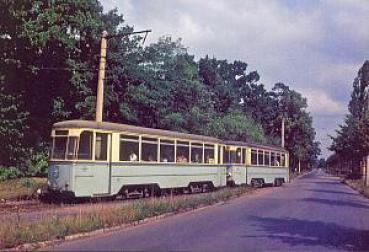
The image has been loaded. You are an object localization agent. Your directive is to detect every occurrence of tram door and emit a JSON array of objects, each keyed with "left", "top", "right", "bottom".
[{"left": 94, "top": 132, "right": 112, "bottom": 195}]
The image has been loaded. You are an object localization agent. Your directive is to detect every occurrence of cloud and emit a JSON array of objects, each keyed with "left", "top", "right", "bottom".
[
  {"left": 100, "top": 0, "right": 369, "bottom": 157},
  {"left": 303, "top": 90, "right": 347, "bottom": 116}
]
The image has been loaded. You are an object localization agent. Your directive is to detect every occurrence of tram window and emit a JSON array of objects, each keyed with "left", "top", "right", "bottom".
[
  {"left": 78, "top": 131, "right": 93, "bottom": 160},
  {"left": 223, "top": 147, "right": 230, "bottom": 163},
  {"left": 281, "top": 154, "right": 286, "bottom": 167},
  {"left": 52, "top": 137, "right": 67, "bottom": 159},
  {"left": 95, "top": 133, "right": 108, "bottom": 161},
  {"left": 258, "top": 150, "right": 264, "bottom": 166},
  {"left": 230, "top": 151, "right": 237, "bottom": 164},
  {"left": 204, "top": 144, "right": 215, "bottom": 164},
  {"left": 265, "top": 151, "right": 270, "bottom": 166},
  {"left": 251, "top": 149, "right": 257, "bottom": 165},
  {"left": 242, "top": 148, "right": 246, "bottom": 164},
  {"left": 66, "top": 137, "right": 78, "bottom": 160},
  {"left": 160, "top": 140, "right": 174, "bottom": 162},
  {"left": 176, "top": 141, "right": 189, "bottom": 163},
  {"left": 191, "top": 143, "right": 203, "bottom": 163},
  {"left": 55, "top": 130, "right": 68, "bottom": 135},
  {"left": 142, "top": 138, "right": 158, "bottom": 162},
  {"left": 120, "top": 135, "right": 139, "bottom": 161},
  {"left": 236, "top": 148, "right": 242, "bottom": 164},
  {"left": 271, "top": 152, "right": 276, "bottom": 166},
  {"left": 276, "top": 153, "right": 281, "bottom": 166}
]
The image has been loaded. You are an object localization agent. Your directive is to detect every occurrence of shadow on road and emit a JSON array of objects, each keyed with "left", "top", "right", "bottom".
[
  {"left": 303, "top": 198, "right": 369, "bottom": 210},
  {"left": 306, "top": 189, "right": 358, "bottom": 196},
  {"left": 243, "top": 216, "right": 369, "bottom": 250}
]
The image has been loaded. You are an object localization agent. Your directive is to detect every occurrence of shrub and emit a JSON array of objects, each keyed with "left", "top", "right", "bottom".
[
  {"left": 26, "top": 151, "right": 49, "bottom": 177},
  {"left": 0, "top": 166, "right": 22, "bottom": 181}
]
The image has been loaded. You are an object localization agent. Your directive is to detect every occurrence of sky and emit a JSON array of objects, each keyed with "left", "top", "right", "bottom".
[{"left": 100, "top": 0, "right": 369, "bottom": 158}]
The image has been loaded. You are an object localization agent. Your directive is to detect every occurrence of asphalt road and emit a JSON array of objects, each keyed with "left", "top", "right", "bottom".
[{"left": 50, "top": 170, "right": 369, "bottom": 251}]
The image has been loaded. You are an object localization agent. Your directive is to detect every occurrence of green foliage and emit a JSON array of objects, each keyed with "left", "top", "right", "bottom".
[
  {"left": 0, "top": 0, "right": 320, "bottom": 176},
  {"left": 0, "top": 0, "right": 106, "bottom": 168},
  {"left": 269, "top": 83, "right": 320, "bottom": 170},
  {"left": 0, "top": 167, "right": 22, "bottom": 181},
  {"left": 317, "top": 158, "right": 326, "bottom": 169},
  {"left": 27, "top": 151, "right": 49, "bottom": 176},
  {"left": 207, "top": 110, "right": 267, "bottom": 143},
  {"left": 330, "top": 61, "right": 369, "bottom": 168},
  {"left": 0, "top": 87, "right": 29, "bottom": 167}
]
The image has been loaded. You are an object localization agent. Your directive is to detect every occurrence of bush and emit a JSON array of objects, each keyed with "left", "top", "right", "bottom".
[
  {"left": 26, "top": 151, "right": 49, "bottom": 177},
  {"left": 0, "top": 166, "right": 22, "bottom": 181}
]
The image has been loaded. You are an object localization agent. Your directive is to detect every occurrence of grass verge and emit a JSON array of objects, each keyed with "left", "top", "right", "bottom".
[
  {"left": 0, "top": 177, "right": 47, "bottom": 201},
  {"left": 0, "top": 186, "right": 253, "bottom": 249},
  {"left": 344, "top": 179, "right": 369, "bottom": 198}
]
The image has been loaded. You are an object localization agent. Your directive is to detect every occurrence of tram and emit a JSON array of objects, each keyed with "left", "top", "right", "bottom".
[{"left": 45, "top": 120, "right": 289, "bottom": 199}]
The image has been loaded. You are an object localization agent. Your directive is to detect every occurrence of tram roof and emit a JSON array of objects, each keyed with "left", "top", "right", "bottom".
[{"left": 53, "top": 120, "right": 220, "bottom": 143}]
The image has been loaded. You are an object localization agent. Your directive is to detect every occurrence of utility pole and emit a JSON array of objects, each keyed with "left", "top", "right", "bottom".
[
  {"left": 281, "top": 117, "right": 285, "bottom": 148},
  {"left": 95, "top": 30, "right": 108, "bottom": 122},
  {"left": 95, "top": 29, "right": 151, "bottom": 123},
  {"left": 365, "top": 95, "right": 369, "bottom": 185},
  {"left": 366, "top": 156, "right": 369, "bottom": 186}
]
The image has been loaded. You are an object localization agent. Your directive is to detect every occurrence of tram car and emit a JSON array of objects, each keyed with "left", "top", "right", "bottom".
[{"left": 45, "top": 120, "right": 289, "bottom": 200}]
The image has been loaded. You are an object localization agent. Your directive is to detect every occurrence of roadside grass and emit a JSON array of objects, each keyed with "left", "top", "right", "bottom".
[
  {"left": 0, "top": 186, "right": 253, "bottom": 249},
  {"left": 0, "top": 177, "right": 47, "bottom": 201},
  {"left": 344, "top": 179, "right": 369, "bottom": 198}
]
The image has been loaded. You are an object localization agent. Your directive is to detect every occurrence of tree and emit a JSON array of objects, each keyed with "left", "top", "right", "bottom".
[
  {"left": 317, "top": 158, "right": 326, "bottom": 169},
  {"left": 330, "top": 60, "right": 369, "bottom": 175},
  {"left": 0, "top": 87, "right": 29, "bottom": 167},
  {"left": 269, "top": 83, "right": 320, "bottom": 170},
  {"left": 0, "top": 0, "right": 113, "bottom": 168},
  {"left": 0, "top": 0, "right": 320, "bottom": 175}
]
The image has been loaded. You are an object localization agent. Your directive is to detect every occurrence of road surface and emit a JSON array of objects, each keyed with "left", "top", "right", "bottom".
[{"left": 49, "top": 170, "right": 369, "bottom": 251}]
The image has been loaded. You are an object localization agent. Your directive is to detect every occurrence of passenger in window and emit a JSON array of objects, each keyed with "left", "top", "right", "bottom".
[
  {"left": 129, "top": 151, "right": 138, "bottom": 161},
  {"left": 274, "top": 160, "right": 280, "bottom": 166},
  {"left": 176, "top": 153, "right": 187, "bottom": 163},
  {"left": 194, "top": 153, "right": 201, "bottom": 163},
  {"left": 206, "top": 155, "right": 214, "bottom": 164},
  {"left": 148, "top": 155, "right": 155, "bottom": 162}
]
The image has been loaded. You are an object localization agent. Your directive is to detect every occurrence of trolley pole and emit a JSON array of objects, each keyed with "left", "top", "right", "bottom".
[{"left": 96, "top": 30, "right": 108, "bottom": 122}]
